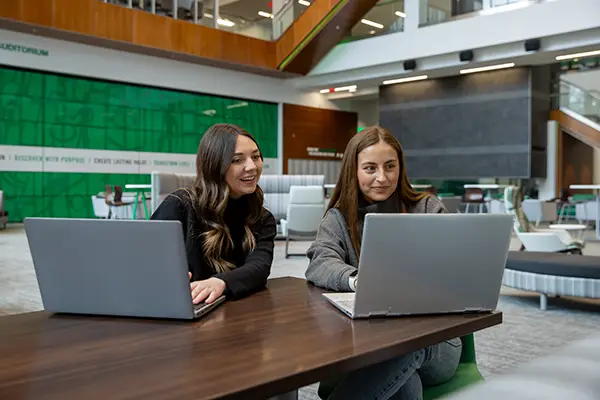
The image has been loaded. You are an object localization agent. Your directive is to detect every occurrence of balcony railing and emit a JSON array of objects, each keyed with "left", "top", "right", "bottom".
[
  {"left": 558, "top": 80, "right": 600, "bottom": 124},
  {"left": 341, "top": 0, "right": 547, "bottom": 43},
  {"left": 420, "top": 0, "right": 543, "bottom": 27},
  {"left": 101, "top": 0, "right": 313, "bottom": 41}
]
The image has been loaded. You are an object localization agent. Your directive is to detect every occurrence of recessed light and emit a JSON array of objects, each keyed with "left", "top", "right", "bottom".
[
  {"left": 258, "top": 11, "right": 274, "bottom": 18},
  {"left": 383, "top": 75, "right": 428, "bottom": 85},
  {"left": 319, "top": 89, "right": 332, "bottom": 94},
  {"left": 556, "top": 50, "right": 600, "bottom": 61},
  {"left": 334, "top": 85, "right": 357, "bottom": 92},
  {"left": 395, "top": 11, "right": 406, "bottom": 18},
  {"left": 298, "top": 0, "right": 310, "bottom": 6},
  {"left": 459, "top": 62, "right": 515, "bottom": 74},
  {"left": 369, "top": 30, "right": 376, "bottom": 35},
  {"left": 361, "top": 19, "right": 384, "bottom": 29}
]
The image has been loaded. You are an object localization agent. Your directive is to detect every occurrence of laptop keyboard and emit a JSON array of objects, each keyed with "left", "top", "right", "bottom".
[
  {"left": 337, "top": 299, "right": 355, "bottom": 313},
  {"left": 324, "top": 293, "right": 356, "bottom": 313}
]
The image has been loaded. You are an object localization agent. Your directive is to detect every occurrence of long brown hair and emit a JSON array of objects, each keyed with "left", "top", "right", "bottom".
[
  {"left": 328, "top": 126, "right": 428, "bottom": 256},
  {"left": 183, "top": 123, "right": 264, "bottom": 273}
]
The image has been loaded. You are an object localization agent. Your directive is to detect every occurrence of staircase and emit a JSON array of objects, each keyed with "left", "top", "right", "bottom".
[{"left": 551, "top": 81, "right": 600, "bottom": 148}]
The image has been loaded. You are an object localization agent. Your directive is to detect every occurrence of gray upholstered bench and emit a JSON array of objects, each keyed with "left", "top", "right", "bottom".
[{"left": 504, "top": 251, "right": 600, "bottom": 310}]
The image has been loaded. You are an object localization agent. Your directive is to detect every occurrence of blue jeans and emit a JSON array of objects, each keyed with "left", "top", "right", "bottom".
[{"left": 328, "top": 338, "right": 463, "bottom": 400}]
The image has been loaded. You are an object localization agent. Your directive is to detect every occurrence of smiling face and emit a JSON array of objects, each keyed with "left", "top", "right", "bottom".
[
  {"left": 356, "top": 140, "right": 400, "bottom": 203},
  {"left": 225, "top": 135, "right": 263, "bottom": 199}
]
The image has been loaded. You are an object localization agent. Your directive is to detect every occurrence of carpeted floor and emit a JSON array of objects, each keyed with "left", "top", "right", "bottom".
[{"left": 2, "top": 223, "right": 600, "bottom": 399}]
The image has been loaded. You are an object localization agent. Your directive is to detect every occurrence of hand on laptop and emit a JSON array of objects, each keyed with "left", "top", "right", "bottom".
[{"left": 190, "top": 277, "right": 226, "bottom": 305}]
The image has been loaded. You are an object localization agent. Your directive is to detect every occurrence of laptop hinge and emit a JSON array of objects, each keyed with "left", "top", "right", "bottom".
[{"left": 368, "top": 311, "right": 388, "bottom": 317}]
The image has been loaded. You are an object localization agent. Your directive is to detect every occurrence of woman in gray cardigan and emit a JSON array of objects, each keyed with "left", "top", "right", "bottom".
[{"left": 306, "top": 126, "right": 462, "bottom": 400}]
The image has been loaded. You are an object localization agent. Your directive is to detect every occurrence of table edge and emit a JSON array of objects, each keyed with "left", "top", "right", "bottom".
[{"left": 219, "top": 311, "right": 503, "bottom": 399}]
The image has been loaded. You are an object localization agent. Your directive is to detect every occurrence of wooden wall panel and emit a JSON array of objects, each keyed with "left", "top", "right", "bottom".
[
  {"left": 550, "top": 110, "right": 600, "bottom": 148},
  {"left": 53, "top": 0, "right": 97, "bottom": 36},
  {"left": 196, "top": 27, "right": 222, "bottom": 60},
  {"left": 551, "top": 110, "right": 599, "bottom": 195},
  {"left": 559, "top": 131, "right": 594, "bottom": 195},
  {"left": 95, "top": 2, "right": 133, "bottom": 43},
  {"left": 220, "top": 32, "right": 250, "bottom": 65},
  {"left": 282, "top": 104, "right": 357, "bottom": 174},
  {"left": 21, "top": 0, "right": 53, "bottom": 26},
  {"left": 170, "top": 18, "right": 202, "bottom": 56},
  {"left": 2, "top": 0, "right": 276, "bottom": 70},
  {"left": 275, "top": 0, "right": 339, "bottom": 67},
  {"left": 249, "top": 37, "right": 275, "bottom": 69},
  {"left": 132, "top": 11, "right": 172, "bottom": 50},
  {"left": 0, "top": 0, "right": 22, "bottom": 20}
]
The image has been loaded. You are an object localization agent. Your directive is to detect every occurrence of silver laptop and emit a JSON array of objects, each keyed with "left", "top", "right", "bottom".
[
  {"left": 323, "top": 213, "right": 513, "bottom": 319},
  {"left": 24, "top": 218, "right": 225, "bottom": 320}
]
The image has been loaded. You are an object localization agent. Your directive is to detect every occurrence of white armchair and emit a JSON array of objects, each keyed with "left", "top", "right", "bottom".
[
  {"left": 504, "top": 186, "right": 584, "bottom": 254},
  {"left": 280, "top": 185, "right": 325, "bottom": 258},
  {"left": 91, "top": 195, "right": 109, "bottom": 219}
]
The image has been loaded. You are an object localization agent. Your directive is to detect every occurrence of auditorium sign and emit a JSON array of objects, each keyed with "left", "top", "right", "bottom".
[{"left": 0, "top": 43, "right": 49, "bottom": 57}]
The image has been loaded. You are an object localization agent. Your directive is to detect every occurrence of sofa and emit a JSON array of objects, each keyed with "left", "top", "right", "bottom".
[
  {"left": 0, "top": 190, "right": 8, "bottom": 229},
  {"left": 150, "top": 172, "right": 325, "bottom": 236},
  {"left": 504, "top": 251, "right": 600, "bottom": 310}
]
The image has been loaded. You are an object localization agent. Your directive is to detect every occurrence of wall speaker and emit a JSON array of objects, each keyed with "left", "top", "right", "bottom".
[
  {"left": 459, "top": 50, "right": 474, "bottom": 62},
  {"left": 525, "top": 38, "right": 541, "bottom": 52},
  {"left": 403, "top": 60, "right": 417, "bottom": 70}
]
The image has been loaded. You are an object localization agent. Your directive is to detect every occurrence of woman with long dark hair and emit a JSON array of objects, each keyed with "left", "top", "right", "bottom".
[
  {"left": 306, "top": 126, "right": 461, "bottom": 399},
  {"left": 151, "top": 123, "right": 276, "bottom": 304}
]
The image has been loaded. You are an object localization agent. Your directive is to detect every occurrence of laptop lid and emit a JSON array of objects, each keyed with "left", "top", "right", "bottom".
[
  {"left": 24, "top": 218, "right": 196, "bottom": 320},
  {"left": 353, "top": 213, "right": 512, "bottom": 318}
]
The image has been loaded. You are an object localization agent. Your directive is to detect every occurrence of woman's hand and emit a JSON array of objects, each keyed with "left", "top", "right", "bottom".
[{"left": 189, "top": 276, "right": 226, "bottom": 304}]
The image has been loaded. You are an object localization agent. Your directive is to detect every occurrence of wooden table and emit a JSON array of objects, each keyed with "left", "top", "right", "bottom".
[
  {"left": 124, "top": 183, "right": 152, "bottom": 220},
  {"left": 0, "top": 278, "right": 502, "bottom": 400}
]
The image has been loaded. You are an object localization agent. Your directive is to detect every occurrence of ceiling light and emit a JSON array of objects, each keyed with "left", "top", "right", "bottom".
[
  {"left": 395, "top": 11, "right": 406, "bottom": 18},
  {"left": 298, "top": 0, "right": 310, "bottom": 5},
  {"left": 319, "top": 85, "right": 357, "bottom": 94},
  {"left": 460, "top": 62, "right": 515, "bottom": 74},
  {"left": 361, "top": 19, "right": 384, "bottom": 29},
  {"left": 369, "top": 30, "right": 376, "bottom": 35},
  {"left": 556, "top": 49, "right": 600, "bottom": 61},
  {"left": 204, "top": 12, "right": 213, "bottom": 18},
  {"left": 334, "top": 85, "right": 357, "bottom": 92},
  {"left": 217, "top": 18, "right": 235, "bottom": 27},
  {"left": 258, "top": 11, "right": 274, "bottom": 18},
  {"left": 383, "top": 75, "right": 428, "bottom": 85}
]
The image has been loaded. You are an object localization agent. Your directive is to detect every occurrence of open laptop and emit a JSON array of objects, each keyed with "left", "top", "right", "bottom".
[
  {"left": 24, "top": 218, "right": 225, "bottom": 320},
  {"left": 323, "top": 213, "right": 513, "bottom": 319}
]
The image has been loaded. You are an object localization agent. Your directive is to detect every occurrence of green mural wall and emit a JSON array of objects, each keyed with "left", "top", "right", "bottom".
[{"left": 0, "top": 66, "right": 278, "bottom": 222}]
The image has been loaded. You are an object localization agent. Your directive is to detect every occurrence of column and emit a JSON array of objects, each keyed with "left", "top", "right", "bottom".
[{"left": 404, "top": 0, "right": 421, "bottom": 32}]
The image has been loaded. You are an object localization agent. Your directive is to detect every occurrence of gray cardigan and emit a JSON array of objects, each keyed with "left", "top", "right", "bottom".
[{"left": 305, "top": 195, "right": 447, "bottom": 291}]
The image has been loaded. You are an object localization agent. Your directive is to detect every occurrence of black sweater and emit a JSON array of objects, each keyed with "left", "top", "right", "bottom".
[{"left": 150, "top": 189, "right": 277, "bottom": 300}]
